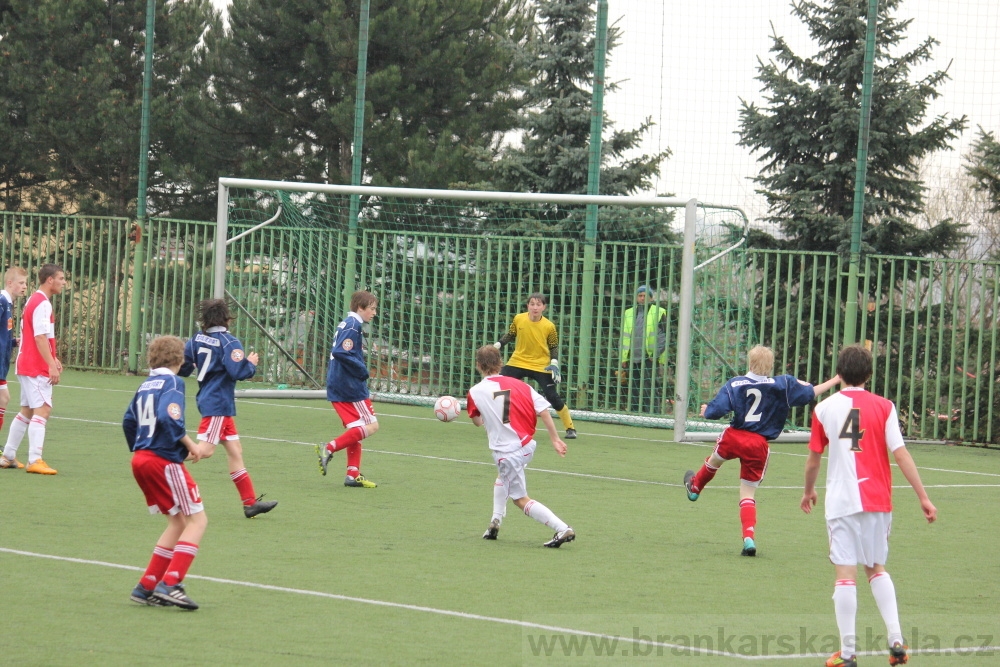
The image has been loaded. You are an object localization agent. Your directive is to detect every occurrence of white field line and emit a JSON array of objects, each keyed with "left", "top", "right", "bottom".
[
  {"left": 52, "top": 411, "right": 1000, "bottom": 489},
  {"left": 1, "top": 547, "right": 995, "bottom": 661}
]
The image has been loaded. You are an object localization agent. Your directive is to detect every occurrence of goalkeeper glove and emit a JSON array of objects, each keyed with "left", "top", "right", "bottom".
[
  {"left": 545, "top": 359, "right": 561, "bottom": 384},
  {"left": 492, "top": 341, "right": 502, "bottom": 349}
]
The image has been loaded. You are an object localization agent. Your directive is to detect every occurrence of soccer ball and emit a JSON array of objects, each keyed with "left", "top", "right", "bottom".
[{"left": 434, "top": 395, "right": 460, "bottom": 422}]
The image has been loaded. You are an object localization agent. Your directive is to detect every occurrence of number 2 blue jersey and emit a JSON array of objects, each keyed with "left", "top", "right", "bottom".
[
  {"left": 0, "top": 290, "right": 13, "bottom": 379},
  {"left": 123, "top": 369, "right": 189, "bottom": 463},
  {"left": 704, "top": 373, "right": 816, "bottom": 440},
  {"left": 179, "top": 327, "right": 257, "bottom": 417}
]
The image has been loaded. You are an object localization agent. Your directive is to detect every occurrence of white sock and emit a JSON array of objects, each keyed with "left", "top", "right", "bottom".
[
  {"left": 870, "top": 572, "right": 903, "bottom": 645},
  {"left": 523, "top": 499, "right": 568, "bottom": 532},
  {"left": 492, "top": 479, "right": 507, "bottom": 522},
  {"left": 3, "top": 412, "right": 30, "bottom": 460},
  {"left": 27, "top": 416, "right": 47, "bottom": 465},
  {"left": 833, "top": 580, "right": 857, "bottom": 657}
]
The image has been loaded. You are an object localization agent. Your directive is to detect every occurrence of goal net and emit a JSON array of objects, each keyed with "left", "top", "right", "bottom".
[{"left": 215, "top": 178, "right": 750, "bottom": 435}]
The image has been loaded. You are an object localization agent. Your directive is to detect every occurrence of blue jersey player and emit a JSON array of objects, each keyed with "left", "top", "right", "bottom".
[
  {"left": 0, "top": 266, "right": 28, "bottom": 468},
  {"left": 180, "top": 299, "right": 277, "bottom": 518},
  {"left": 683, "top": 345, "right": 840, "bottom": 556},
  {"left": 316, "top": 290, "right": 379, "bottom": 487},
  {"left": 124, "top": 335, "right": 213, "bottom": 609}
]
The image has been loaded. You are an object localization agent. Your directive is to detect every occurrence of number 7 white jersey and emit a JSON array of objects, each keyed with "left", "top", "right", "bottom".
[
  {"left": 809, "top": 387, "right": 905, "bottom": 520},
  {"left": 467, "top": 375, "right": 551, "bottom": 454}
]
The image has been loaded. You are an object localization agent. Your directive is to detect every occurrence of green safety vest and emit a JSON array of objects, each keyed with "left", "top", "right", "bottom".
[{"left": 620, "top": 305, "right": 667, "bottom": 365}]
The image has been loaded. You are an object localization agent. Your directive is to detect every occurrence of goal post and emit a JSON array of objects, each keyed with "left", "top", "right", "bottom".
[{"left": 215, "top": 177, "right": 752, "bottom": 434}]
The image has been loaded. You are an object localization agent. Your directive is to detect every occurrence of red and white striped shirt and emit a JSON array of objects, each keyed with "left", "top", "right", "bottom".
[
  {"left": 467, "top": 375, "right": 550, "bottom": 454},
  {"left": 809, "top": 387, "right": 905, "bottom": 520},
  {"left": 16, "top": 290, "right": 56, "bottom": 377}
]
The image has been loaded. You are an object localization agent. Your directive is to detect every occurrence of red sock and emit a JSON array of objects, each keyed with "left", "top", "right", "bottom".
[
  {"left": 139, "top": 544, "right": 173, "bottom": 591},
  {"left": 162, "top": 541, "right": 199, "bottom": 586},
  {"left": 327, "top": 426, "right": 366, "bottom": 454},
  {"left": 346, "top": 443, "right": 362, "bottom": 476},
  {"left": 691, "top": 460, "right": 719, "bottom": 493},
  {"left": 0, "top": 406, "right": 5, "bottom": 431},
  {"left": 739, "top": 498, "right": 757, "bottom": 539},
  {"left": 231, "top": 468, "right": 257, "bottom": 505}
]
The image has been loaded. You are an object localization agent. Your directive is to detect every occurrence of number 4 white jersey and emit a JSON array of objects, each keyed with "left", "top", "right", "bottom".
[
  {"left": 467, "top": 375, "right": 551, "bottom": 454},
  {"left": 809, "top": 387, "right": 905, "bottom": 520}
]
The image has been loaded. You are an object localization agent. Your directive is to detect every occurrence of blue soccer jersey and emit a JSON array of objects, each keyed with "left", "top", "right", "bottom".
[
  {"left": 326, "top": 312, "right": 370, "bottom": 402},
  {"left": 0, "top": 290, "right": 13, "bottom": 379},
  {"left": 179, "top": 327, "right": 256, "bottom": 417},
  {"left": 704, "top": 373, "right": 816, "bottom": 441},
  {"left": 123, "top": 369, "right": 190, "bottom": 463}
]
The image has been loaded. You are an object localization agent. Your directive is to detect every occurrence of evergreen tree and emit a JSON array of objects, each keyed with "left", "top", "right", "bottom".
[
  {"left": 0, "top": 0, "right": 219, "bottom": 216},
  {"left": 209, "top": 0, "right": 531, "bottom": 191},
  {"left": 967, "top": 127, "right": 1000, "bottom": 215},
  {"left": 738, "top": 0, "right": 967, "bottom": 255},
  {"left": 489, "top": 0, "right": 668, "bottom": 199}
]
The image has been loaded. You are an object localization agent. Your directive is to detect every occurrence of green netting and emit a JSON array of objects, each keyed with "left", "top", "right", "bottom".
[{"left": 222, "top": 184, "right": 750, "bottom": 430}]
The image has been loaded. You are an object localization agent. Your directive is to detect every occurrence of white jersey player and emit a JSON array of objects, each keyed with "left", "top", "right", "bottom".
[
  {"left": 802, "top": 345, "right": 936, "bottom": 667},
  {"left": 466, "top": 345, "right": 575, "bottom": 548}
]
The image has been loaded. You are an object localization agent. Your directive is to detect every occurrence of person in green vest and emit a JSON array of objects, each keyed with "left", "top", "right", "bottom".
[{"left": 620, "top": 285, "right": 668, "bottom": 413}]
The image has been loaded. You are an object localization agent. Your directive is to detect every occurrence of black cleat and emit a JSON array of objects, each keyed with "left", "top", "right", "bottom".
[
  {"left": 153, "top": 581, "right": 199, "bottom": 610},
  {"left": 315, "top": 444, "right": 333, "bottom": 476},
  {"left": 130, "top": 584, "right": 167, "bottom": 606},
  {"left": 244, "top": 494, "right": 278, "bottom": 518},
  {"left": 564, "top": 428, "right": 577, "bottom": 439},
  {"left": 741, "top": 537, "right": 757, "bottom": 557},
  {"left": 482, "top": 518, "right": 501, "bottom": 540},
  {"left": 543, "top": 527, "right": 576, "bottom": 548}
]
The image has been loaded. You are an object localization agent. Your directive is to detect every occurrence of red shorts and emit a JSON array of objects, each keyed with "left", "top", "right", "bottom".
[
  {"left": 198, "top": 416, "right": 239, "bottom": 444},
  {"left": 713, "top": 427, "right": 771, "bottom": 486},
  {"left": 331, "top": 399, "right": 377, "bottom": 429},
  {"left": 0, "top": 379, "right": 6, "bottom": 386},
  {"left": 131, "top": 449, "right": 204, "bottom": 516}
]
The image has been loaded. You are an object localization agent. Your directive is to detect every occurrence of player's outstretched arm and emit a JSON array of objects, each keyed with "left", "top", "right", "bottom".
[
  {"left": 809, "top": 375, "right": 841, "bottom": 396},
  {"left": 493, "top": 332, "right": 514, "bottom": 349},
  {"left": 538, "top": 410, "right": 567, "bottom": 457},
  {"left": 801, "top": 450, "right": 822, "bottom": 513},
  {"left": 892, "top": 446, "right": 937, "bottom": 523}
]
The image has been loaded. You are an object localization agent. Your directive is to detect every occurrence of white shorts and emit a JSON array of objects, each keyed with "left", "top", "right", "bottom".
[
  {"left": 17, "top": 375, "right": 53, "bottom": 409},
  {"left": 492, "top": 441, "right": 537, "bottom": 500},
  {"left": 827, "top": 511, "right": 892, "bottom": 567}
]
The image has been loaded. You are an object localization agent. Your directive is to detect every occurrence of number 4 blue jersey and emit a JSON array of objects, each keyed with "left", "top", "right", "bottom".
[
  {"left": 179, "top": 326, "right": 257, "bottom": 417},
  {"left": 123, "top": 368, "right": 189, "bottom": 463},
  {"left": 704, "top": 373, "right": 816, "bottom": 441}
]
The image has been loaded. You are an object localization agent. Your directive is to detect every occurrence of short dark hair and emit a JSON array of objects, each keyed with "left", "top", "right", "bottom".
[
  {"left": 526, "top": 292, "right": 547, "bottom": 307},
  {"left": 837, "top": 345, "right": 873, "bottom": 387},
  {"left": 147, "top": 335, "right": 185, "bottom": 369},
  {"left": 476, "top": 345, "right": 503, "bottom": 375},
  {"left": 38, "top": 263, "right": 63, "bottom": 284},
  {"left": 350, "top": 290, "right": 377, "bottom": 312},
  {"left": 199, "top": 298, "right": 233, "bottom": 331}
]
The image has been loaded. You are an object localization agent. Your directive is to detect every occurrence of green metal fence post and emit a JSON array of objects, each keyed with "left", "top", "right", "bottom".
[
  {"left": 844, "top": 0, "right": 879, "bottom": 347},
  {"left": 344, "top": 0, "right": 371, "bottom": 310},
  {"left": 577, "top": 0, "right": 609, "bottom": 407},
  {"left": 128, "top": 0, "right": 156, "bottom": 373}
]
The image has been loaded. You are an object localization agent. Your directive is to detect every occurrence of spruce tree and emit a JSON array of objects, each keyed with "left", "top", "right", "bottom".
[
  {"left": 210, "top": 0, "right": 531, "bottom": 190},
  {"left": 967, "top": 127, "right": 1000, "bottom": 215},
  {"left": 738, "top": 0, "right": 967, "bottom": 255},
  {"left": 490, "top": 0, "right": 668, "bottom": 199}
]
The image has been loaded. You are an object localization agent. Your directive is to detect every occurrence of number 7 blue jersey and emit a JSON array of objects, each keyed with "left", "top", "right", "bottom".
[
  {"left": 179, "top": 326, "right": 257, "bottom": 417},
  {"left": 704, "top": 373, "right": 816, "bottom": 440},
  {"left": 123, "top": 369, "right": 189, "bottom": 463}
]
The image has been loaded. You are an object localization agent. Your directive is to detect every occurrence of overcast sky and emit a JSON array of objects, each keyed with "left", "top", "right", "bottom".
[{"left": 209, "top": 0, "right": 999, "bottom": 226}]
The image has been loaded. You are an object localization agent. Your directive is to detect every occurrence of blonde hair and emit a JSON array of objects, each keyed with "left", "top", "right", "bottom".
[
  {"left": 747, "top": 345, "right": 774, "bottom": 376},
  {"left": 4, "top": 266, "right": 27, "bottom": 284},
  {"left": 147, "top": 335, "right": 185, "bottom": 370}
]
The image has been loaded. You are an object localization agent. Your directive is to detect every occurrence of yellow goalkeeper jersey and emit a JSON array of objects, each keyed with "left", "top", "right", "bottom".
[{"left": 506, "top": 313, "right": 558, "bottom": 372}]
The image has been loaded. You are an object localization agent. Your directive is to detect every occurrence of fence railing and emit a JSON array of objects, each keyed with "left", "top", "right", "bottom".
[{"left": 3, "top": 210, "right": 999, "bottom": 445}]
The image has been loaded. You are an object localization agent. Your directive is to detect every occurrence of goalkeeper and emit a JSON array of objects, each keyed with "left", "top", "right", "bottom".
[{"left": 493, "top": 293, "right": 577, "bottom": 439}]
